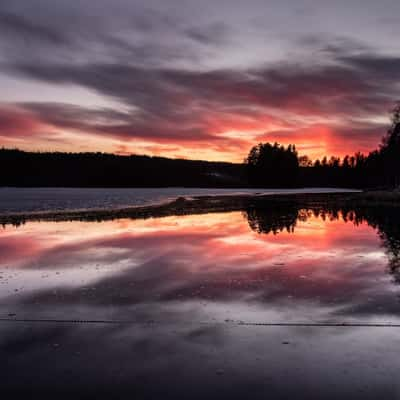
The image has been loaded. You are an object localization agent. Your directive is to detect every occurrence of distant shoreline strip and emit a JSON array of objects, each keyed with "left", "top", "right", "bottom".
[{"left": 0, "top": 190, "right": 398, "bottom": 227}]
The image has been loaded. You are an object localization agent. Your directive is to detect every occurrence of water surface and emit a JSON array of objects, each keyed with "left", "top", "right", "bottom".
[
  {"left": 1, "top": 204, "right": 400, "bottom": 398},
  {"left": 1, "top": 204, "right": 399, "bottom": 323}
]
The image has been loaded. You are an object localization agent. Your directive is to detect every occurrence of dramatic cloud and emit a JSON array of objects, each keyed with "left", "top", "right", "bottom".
[
  {"left": 0, "top": 12, "right": 70, "bottom": 46},
  {"left": 0, "top": 0, "right": 399, "bottom": 160}
]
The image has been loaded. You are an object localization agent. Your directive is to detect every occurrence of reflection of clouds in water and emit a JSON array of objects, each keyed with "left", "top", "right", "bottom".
[{"left": 0, "top": 207, "right": 400, "bottom": 322}]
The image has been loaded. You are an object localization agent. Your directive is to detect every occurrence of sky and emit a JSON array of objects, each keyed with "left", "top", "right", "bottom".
[{"left": 0, "top": 0, "right": 399, "bottom": 162}]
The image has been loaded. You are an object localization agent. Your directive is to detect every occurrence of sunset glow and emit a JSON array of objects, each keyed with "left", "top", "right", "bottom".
[
  {"left": 2, "top": 2, "right": 400, "bottom": 396},
  {"left": 1, "top": 1, "right": 399, "bottom": 161}
]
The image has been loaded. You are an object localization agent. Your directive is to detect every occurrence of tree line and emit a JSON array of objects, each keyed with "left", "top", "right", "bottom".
[
  {"left": 0, "top": 150, "right": 246, "bottom": 188},
  {"left": 245, "top": 103, "right": 400, "bottom": 188}
]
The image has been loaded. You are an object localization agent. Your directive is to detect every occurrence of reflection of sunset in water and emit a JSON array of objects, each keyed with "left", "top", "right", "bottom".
[{"left": 0, "top": 209, "right": 398, "bottom": 323}]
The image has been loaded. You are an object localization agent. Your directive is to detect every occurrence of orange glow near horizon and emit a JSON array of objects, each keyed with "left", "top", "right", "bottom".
[
  {"left": 0, "top": 104, "right": 384, "bottom": 163},
  {"left": 2, "top": 128, "right": 379, "bottom": 163}
]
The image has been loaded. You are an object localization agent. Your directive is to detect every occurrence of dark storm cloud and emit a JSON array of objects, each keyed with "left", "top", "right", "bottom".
[
  {"left": 184, "top": 22, "right": 231, "bottom": 46},
  {"left": 12, "top": 102, "right": 225, "bottom": 143},
  {"left": 339, "top": 54, "right": 400, "bottom": 83},
  {"left": 0, "top": 11, "right": 70, "bottom": 46},
  {"left": 296, "top": 35, "right": 373, "bottom": 56},
  {"left": 1, "top": 1, "right": 398, "bottom": 117},
  {"left": 0, "top": 2, "right": 222, "bottom": 67},
  {"left": 4, "top": 50, "right": 398, "bottom": 136}
]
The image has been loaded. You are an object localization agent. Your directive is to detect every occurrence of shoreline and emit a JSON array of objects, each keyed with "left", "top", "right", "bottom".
[{"left": 1, "top": 190, "right": 398, "bottom": 226}]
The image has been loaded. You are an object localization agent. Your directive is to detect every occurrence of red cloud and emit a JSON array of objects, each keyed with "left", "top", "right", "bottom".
[{"left": 0, "top": 106, "right": 43, "bottom": 137}]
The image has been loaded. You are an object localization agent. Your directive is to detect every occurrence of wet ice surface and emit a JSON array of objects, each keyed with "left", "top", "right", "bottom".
[
  {"left": 0, "top": 186, "right": 358, "bottom": 213},
  {"left": 1, "top": 206, "right": 400, "bottom": 398}
]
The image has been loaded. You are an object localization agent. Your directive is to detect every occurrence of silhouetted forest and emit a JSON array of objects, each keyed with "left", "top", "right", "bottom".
[
  {"left": 245, "top": 103, "right": 400, "bottom": 188},
  {"left": 1, "top": 103, "right": 399, "bottom": 188},
  {"left": 0, "top": 150, "right": 245, "bottom": 188},
  {"left": 245, "top": 143, "right": 299, "bottom": 187}
]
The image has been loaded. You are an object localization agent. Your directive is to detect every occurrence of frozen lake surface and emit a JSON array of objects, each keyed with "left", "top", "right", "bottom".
[{"left": 0, "top": 187, "right": 358, "bottom": 214}]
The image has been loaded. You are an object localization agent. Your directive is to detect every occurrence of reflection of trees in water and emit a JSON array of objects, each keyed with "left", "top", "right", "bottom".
[
  {"left": 244, "top": 205, "right": 357, "bottom": 235},
  {"left": 383, "top": 234, "right": 400, "bottom": 283},
  {"left": 245, "top": 204, "right": 400, "bottom": 283},
  {"left": 245, "top": 206, "right": 299, "bottom": 234},
  {"left": 359, "top": 208, "right": 400, "bottom": 284}
]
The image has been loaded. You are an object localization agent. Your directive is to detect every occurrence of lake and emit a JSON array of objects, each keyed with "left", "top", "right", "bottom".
[
  {"left": 1, "top": 202, "right": 400, "bottom": 398},
  {"left": 0, "top": 187, "right": 358, "bottom": 213}
]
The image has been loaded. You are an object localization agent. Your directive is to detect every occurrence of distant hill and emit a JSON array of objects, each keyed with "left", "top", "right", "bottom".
[{"left": 0, "top": 148, "right": 247, "bottom": 188}]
